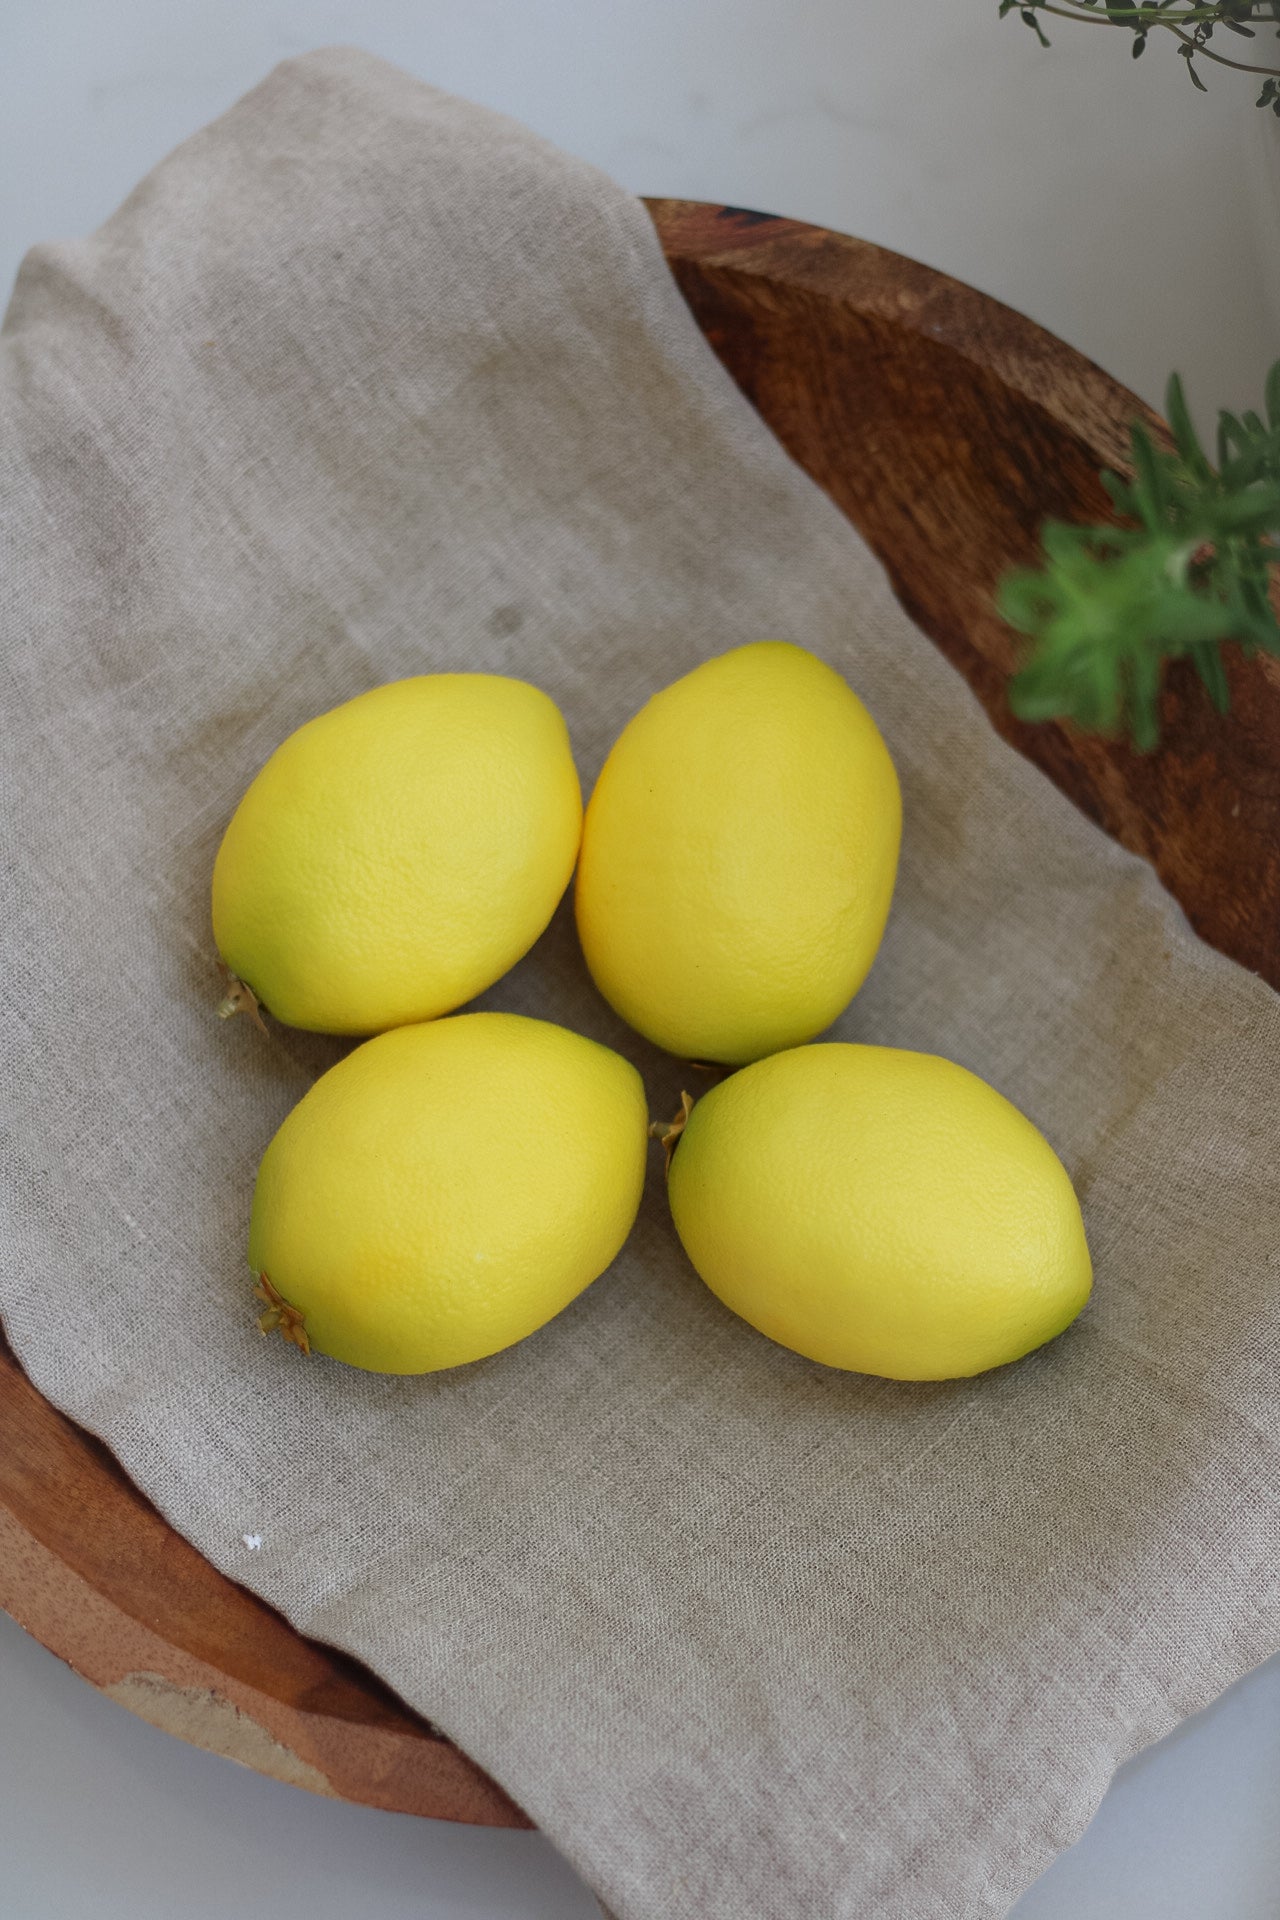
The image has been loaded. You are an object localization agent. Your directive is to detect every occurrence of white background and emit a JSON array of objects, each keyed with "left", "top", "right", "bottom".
[{"left": 2, "top": 4, "right": 1278, "bottom": 1917}]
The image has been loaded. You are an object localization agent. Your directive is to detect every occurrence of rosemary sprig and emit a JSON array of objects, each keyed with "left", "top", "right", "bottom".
[
  {"left": 998, "top": 1, "right": 1280, "bottom": 97},
  {"left": 1000, "top": 361, "right": 1280, "bottom": 750}
]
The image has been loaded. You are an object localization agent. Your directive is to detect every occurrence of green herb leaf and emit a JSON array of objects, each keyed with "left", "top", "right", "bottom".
[
  {"left": 1192, "top": 641, "right": 1231, "bottom": 710},
  {"left": 996, "top": 3, "right": 1280, "bottom": 99},
  {"left": 1181, "top": 45, "right": 1210, "bottom": 86},
  {"left": 1165, "top": 372, "right": 1212, "bottom": 481},
  {"left": 1001, "top": 359, "right": 1280, "bottom": 749}
]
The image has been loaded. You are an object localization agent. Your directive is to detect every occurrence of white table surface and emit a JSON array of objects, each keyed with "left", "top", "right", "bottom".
[{"left": 2, "top": 5, "right": 1277, "bottom": 1917}]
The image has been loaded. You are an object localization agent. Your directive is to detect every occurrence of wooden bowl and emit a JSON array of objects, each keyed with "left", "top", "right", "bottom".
[{"left": 3, "top": 199, "right": 1278, "bottom": 1828}]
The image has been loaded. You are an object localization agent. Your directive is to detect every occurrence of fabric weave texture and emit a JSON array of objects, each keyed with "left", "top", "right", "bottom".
[{"left": 2, "top": 47, "right": 1278, "bottom": 1920}]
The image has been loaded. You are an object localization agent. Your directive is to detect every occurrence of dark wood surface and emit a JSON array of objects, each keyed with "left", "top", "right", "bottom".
[{"left": 3, "top": 198, "right": 1276, "bottom": 1826}]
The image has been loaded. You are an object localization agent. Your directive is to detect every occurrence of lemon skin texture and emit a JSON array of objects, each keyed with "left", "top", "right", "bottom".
[
  {"left": 574, "top": 642, "right": 901, "bottom": 1066},
  {"left": 667, "top": 1044, "right": 1092, "bottom": 1380},
  {"left": 248, "top": 1013, "right": 649, "bottom": 1374},
  {"left": 213, "top": 675, "right": 582, "bottom": 1034}
]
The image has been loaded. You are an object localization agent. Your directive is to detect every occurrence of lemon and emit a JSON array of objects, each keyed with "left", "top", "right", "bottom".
[
  {"left": 666, "top": 1044, "right": 1091, "bottom": 1379},
  {"left": 249, "top": 1013, "right": 648, "bottom": 1373},
  {"left": 575, "top": 642, "right": 901, "bottom": 1065},
  {"left": 213, "top": 675, "right": 582, "bottom": 1034}
]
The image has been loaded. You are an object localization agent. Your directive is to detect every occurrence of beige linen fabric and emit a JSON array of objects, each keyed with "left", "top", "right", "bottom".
[{"left": 2, "top": 47, "right": 1278, "bottom": 1920}]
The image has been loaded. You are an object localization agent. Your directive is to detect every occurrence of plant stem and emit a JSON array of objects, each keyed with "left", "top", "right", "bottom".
[
  {"left": 1030, "top": 1, "right": 1269, "bottom": 19},
  {"left": 1028, "top": 0, "right": 1280, "bottom": 73},
  {"left": 1167, "top": 22, "right": 1280, "bottom": 71},
  {"left": 1028, "top": 0, "right": 1274, "bottom": 17}
]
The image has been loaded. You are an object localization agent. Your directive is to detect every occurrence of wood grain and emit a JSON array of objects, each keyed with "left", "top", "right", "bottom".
[
  {"left": 0, "top": 1324, "right": 529, "bottom": 1825},
  {"left": 3, "top": 199, "right": 1276, "bottom": 1825},
  {"left": 651, "top": 199, "right": 1280, "bottom": 989}
]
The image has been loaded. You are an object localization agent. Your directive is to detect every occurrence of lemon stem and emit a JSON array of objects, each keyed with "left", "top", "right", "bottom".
[
  {"left": 649, "top": 1091, "right": 695, "bottom": 1179},
  {"left": 254, "top": 1273, "right": 311, "bottom": 1355},
  {"left": 216, "top": 965, "right": 268, "bottom": 1035}
]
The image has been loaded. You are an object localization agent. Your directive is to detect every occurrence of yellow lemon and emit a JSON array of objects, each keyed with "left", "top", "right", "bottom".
[
  {"left": 666, "top": 1045, "right": 1091, "bottom": 1380},
  {"left": 213, "top": 675, "right": 582, "bottom": 1034},
  {"left": 575, "top": 642, "right": 901, "bottom": 1065},
  {"left": 249, "top": 1013, "right": 648, "bottom": 1373}
]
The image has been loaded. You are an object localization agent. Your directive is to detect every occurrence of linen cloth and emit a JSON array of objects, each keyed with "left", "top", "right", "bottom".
[{"left": 2, "top": 47, "right": 1278, "bottom": 1920}]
